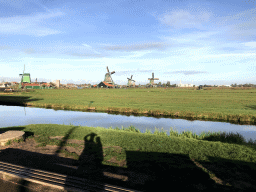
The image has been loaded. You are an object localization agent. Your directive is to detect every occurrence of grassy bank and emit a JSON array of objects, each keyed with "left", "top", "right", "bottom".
[
  {"left": 1, "top": 87, "right": 256, "bottom": 124},
  {"left": 1, "top": 124, "right": 256, "bottom": 190},
  {"left": 2, "top": 124, "right": 256, "bottom": 160}
]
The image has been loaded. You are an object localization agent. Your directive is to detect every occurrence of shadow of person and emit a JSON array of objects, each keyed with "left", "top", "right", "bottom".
[
  {"left": 63, "top": 133, "right": 104, "bottom": 191},
  {"left": 76, "top": 133, "right": 103, "bottom": 180}
]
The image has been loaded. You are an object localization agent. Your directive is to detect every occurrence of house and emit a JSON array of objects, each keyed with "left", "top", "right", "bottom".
[
  {"left": 218, "top": 85, "right": 231, "bottom": 87},
  {"left": 0, "top": 83, "right": 7, "bottom": 88},
  {"left": 177, "top": 80, "right": 194, "bottom": 87},
  {"left": 97, "top": 81, "right": 115, "bottom": 88},
  {"left": 23, "top": 82, "right": 53, "bottom": 89},
  {"left": 67, "top": 83, "right": 75, "bottom": 87}
]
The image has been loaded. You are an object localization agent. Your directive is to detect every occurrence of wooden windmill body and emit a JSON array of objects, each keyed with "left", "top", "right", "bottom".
[
  {"left": 104, "top": 66, "right": 115, "bottom": 85},
  {"left": 19, "top": 64, "right": 31, "bottom": 89},
  {"left": 127, "top": 75, "right": 135, "bottom": 87},
  {"left": 148, "top": 73, "right": 159, "bottom": 87}
]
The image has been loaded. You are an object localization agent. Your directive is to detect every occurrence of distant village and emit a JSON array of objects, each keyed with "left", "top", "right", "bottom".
[{"left": 0, "top": 65, "right": 255, "bottom": 92}]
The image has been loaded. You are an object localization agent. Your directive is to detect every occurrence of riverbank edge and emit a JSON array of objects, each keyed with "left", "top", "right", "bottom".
[{"left": 16, "top": 102, "right": 256, "bottom": 125}]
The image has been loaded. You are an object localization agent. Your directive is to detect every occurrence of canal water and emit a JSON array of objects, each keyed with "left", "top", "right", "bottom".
[{"left": 0, "top": 105, "right": 256, "bottom": 143}]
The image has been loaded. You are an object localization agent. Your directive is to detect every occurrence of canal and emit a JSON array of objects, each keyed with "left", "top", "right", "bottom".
[{"left": 1, "top": 105, "right": 256, "bottom": 143}]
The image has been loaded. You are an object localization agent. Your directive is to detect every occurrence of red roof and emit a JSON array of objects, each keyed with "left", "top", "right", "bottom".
[
  {"left": 23, "top": 83, "right": 50, "bottom": 87},
  {"left": 102, "top": 81, "right": 114, "bottom": 87},
  {"left": 23, "top": 83, "right": 40, "bottom": 86}
]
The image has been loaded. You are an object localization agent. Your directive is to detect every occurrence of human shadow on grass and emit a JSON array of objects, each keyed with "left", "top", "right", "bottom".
[
  {"left": 0, "top": 132, "right": 254, "bottom": 191},
  {"left": 64, "top": 133, "right": 104, "bottom": 191},
  {"left": 0, "top": 96, "right": 43, "bottom": 106}
]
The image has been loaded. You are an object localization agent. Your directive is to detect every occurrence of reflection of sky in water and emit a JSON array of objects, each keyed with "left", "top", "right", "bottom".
[{"left": 1, "top": 105, "right": 256, "bottom": 143}]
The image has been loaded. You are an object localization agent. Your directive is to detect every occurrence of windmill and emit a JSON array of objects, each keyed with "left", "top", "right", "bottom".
[
  {"left": 127, "top": 75, "right": 135, "bottom": 87},
  {"left": 104, "top": 66, "right": 115, "bottom": 84},
  {"left": 148, "top": 73, "right": 159, "bottom": 87},
  {"left": 19, "top": 64, "right": 31, "bottom": 89}
]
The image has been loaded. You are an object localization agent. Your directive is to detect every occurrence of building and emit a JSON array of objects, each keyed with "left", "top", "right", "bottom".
[
  {"left": 177, "top": 80, "right": 194, "bottom": 87},
  {"left": 218, "top": 85, "right": 231, "bottom": 87},
  {"left": 67, "top": 83, "right": 75, "bottom": 87},
  {"left": 53, "top": 80, "right": 60, "bottom": 88},
  {"left": 0, "top": 83, "right": 8, "bottom": 88},
  {"left": 97, "top": 81, "right": 115, "bottom": 88},
  {"left": 23, "top": 82, "right": 53, "bottom": 89}
]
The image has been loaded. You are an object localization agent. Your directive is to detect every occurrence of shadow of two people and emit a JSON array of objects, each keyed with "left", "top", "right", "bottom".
[
  {"left": 1, "top": 131, "right": 251, "bottom": 192},
  {"left": 76, "top": 133, "right": 103, "bottom": 178}
]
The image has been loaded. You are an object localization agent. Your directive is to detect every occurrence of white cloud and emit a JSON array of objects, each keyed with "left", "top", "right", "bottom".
[
  {"left": 102, "top": 42, "right": 168, "bottom": 52},
  {"left": 213, "top": 8, "right": 256, "bottom": 41},
  {"left": 242, "top": 42, "right": 256, "bottom": 48},
  {"left": 158, "top": 9, "right": 211, "bottom": 30},
  {"left": 82, "top": 44, "right": 100, "bottom": 54},
  {"left": 0, "top": 10, "right": 64, "bottom": 36},
  {"left": 82, "top": 44, "right": 92, "bottom": 48},
  {"left": 201, "top": 52, "right": 256, "bottom": 59}
]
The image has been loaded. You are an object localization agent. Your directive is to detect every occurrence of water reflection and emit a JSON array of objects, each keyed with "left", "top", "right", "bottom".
[{"left": 0, "top": 105, "right": 256, "bottom": 143}]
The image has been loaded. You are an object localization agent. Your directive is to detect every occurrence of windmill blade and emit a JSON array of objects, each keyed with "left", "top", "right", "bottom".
[
  {"left": 111, "top": 71, "right": 115, "bottom": 74},
  {"left": 152, "top": 73, "right": 154, "bottom": 79},
  {"left": 106, "top": 66, "right": 109, "bottom": 73},
  {"left": 131, "top": 75, "right": 133, "bottom": 79}
]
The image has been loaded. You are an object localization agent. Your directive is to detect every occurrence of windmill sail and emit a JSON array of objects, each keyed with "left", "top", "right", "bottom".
[{"left": 105, "top": 66, "right": 115, "bottom": 84}]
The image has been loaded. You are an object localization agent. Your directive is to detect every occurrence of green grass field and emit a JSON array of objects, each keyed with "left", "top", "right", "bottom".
[
  {"left": 1, "top": 87, "right": 256, "bottom": 190},
  {"left": 1, "top": 87, "right": 256, "bottom": 123}
]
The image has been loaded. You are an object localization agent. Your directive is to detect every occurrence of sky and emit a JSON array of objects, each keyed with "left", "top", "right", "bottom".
[{"left": 0, "top": 0, "right": 256, "bottom": 86}]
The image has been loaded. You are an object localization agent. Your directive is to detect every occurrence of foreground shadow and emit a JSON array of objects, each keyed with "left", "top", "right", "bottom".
[
  {"left": 196, "top": 155, "right": 256, "bottom": 191},
  {"left": 0, "top": 132, "right": 255, "bottom": 191},
  {"left": 65, "top": 133, "right": 104, "bottom": 191},
  {"left": 0, "top": 96, "right": 43, "bottom": 106},
  {"left": 0, "top": 127, "right": 28, "bottom": 135}
]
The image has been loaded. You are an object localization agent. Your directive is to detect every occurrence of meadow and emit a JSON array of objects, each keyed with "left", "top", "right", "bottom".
[{"left": 1, "top": 86, "right": 256, "bottom": 124}]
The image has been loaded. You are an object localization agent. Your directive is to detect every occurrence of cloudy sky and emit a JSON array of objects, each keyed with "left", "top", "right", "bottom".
[{"left": 0, "top": 0, "right": 256, "bottom": 86}]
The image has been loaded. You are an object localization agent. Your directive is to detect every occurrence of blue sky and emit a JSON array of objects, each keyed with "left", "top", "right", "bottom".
[{"left": 0, "top": 0, "right": 256, "bottom": 86}]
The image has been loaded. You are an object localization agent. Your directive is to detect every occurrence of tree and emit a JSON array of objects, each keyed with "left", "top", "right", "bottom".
[
  {"left": 49, "top": 82, "right": 56, "bottom": 87},
  {"left": 158, "top": 82, "right": 161, "bottom": 85},
  {"left": 166, "top": 81, "right": 170, "bottom": 87}
]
